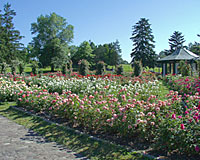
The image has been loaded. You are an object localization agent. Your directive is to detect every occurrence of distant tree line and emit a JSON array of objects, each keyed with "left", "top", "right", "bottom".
[
  {"left": 0, "top": 3, "right": 128, "bottom": 73},
  {"left": 1, "top": 3, "right": 200, "bottom": 74}
]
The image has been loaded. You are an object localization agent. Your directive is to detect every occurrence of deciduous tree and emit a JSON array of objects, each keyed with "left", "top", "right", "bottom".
[{"left": 30, "top": 12, "right": 74, "bottom": 71}]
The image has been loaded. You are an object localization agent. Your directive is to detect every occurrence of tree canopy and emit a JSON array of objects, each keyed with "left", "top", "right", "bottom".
[
  {"left": 30, "top": 12, "right": 74, "bottom": 71},
  {"left": 130, "top": 18, "right": 156, "bottom": 68},
  {"left": 71, "top": 40, "right": 122, "bottom": 69}
]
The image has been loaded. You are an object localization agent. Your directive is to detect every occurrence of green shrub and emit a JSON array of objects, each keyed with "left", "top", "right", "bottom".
[
  {"left": 132, "top": 61, "right": 143, "bottom": 77},
  {"left": 31, "top": 61, "right": 38, "bottom": 75},
  {"left": 96, "top": 61, "right": 105, "bottom": 75},
  {"left": 116, "top": 65, "right": 123, "bottom": 75},
  {"left": 196, "top": 60, "right": 200, "bottom": 77},
  {"left": 179, "top": 60, "right": 191, "bottom": 76},
  {"left": 61, "top": 64, "right": 67, "bottom": 75},
  {"left": 0, "top": 62, "right": 7, "bottom": 74},
  {"left": 67, "top": 60, "right": 73, "bottom": 75},
  {"left": 78, "top": 59, "right": 90, "bottom": 76},
  {"left": 18, "top": 62, "right": 25, "bottom": 75}
]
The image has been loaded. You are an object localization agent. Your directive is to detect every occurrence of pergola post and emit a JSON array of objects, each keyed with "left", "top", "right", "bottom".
[
  {"left": 162, "top": 63, "right": 165, "bottom": 76},
  {"left": 169, "top": 63, "right": 172, "bottom": 74},
  {"left": 175, "top": 62, "right": 178, "bottom": 74},
  {"left": 165, "top": 63, "right": 167, "bottom": 75},
  {"left": 173, "top": 62, "right": 175, "bottom": 74}
]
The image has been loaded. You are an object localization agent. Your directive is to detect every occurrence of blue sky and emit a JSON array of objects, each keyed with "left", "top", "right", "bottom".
[{"left": 1, "top": 0, "right": 200, "bottom": 62}]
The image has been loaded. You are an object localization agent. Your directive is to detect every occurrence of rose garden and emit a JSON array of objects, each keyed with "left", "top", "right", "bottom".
[{"left": 1, "top": 70, "right": 200, "bottom": 158}]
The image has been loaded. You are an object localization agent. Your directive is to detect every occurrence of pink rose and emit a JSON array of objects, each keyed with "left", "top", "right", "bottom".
[
  {"left": 180, "top": 124, "right": 185, "bottom": 130},
  {"left": 195, "top": 145, "right": 200, "bottom": 152}
]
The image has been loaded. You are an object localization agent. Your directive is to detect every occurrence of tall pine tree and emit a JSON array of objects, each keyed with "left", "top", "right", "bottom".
[
  {"left": 0, "top": 3, "right": 24, "bottom": 64},
  {"left": 168, "top": 31, "right": 185, "bottom": 55},
  {"left": 130, "top": 18, "right": 156, "bottom": 68}
]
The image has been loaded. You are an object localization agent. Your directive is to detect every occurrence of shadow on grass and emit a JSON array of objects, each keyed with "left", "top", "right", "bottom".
[{"left": 0, "top": 103, "right": 151, "bottom": 160}]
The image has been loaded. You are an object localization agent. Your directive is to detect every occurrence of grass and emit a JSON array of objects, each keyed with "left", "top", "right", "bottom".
[
  {"left": 5, "top": 63, "right": 161, "bottom": 75},
  {"left": 122, "top": 64, "right": 133, "bottom": 72},
  {"left": 0, "top": 102, "right": 154, "bottom": 160},
  {"left": 145, "top": 67, "right": 162, "bottom": 73}
]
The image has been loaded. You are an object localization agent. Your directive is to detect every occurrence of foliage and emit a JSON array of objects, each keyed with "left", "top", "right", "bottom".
[
  {"left": 197, "top": 60, "right": 200, "bottom": 77},
  {"left": 31, "top": 61, "right": 38, "bottom": 75},
  {"left": 72, "top": 41, "right": 94, "bottom": 67},
  {"left": 93, "top": 44, "right": 108, "bottom": 67},
  {"left": 178, "top": 60, "right": 191, "bottom": 76},
  {"left": 163, "top": 74, "right": 200, "bottom": 96},
  {"left": 30, "top": 12, "right": 74, "bottom": 71},
  {"left": 107, "top": 40, "right": 122, "bottom": 67},
  {"left": 188, "top": 42, "right": 200, "bottom": 56},
  {"left": 10, "top": 60, "right": 19, "bottom": 75},
  {"left": 133, "top": 60, "right": 143, "bottom": 77},
  {"left": 61, "top": 64, "right": 67, "bottom": 75},
  {"left": 116, "top": 65, "right": 123, "bottom": 75},
  {"left": 78, "top": 59, "right": 90, "bottom": 76},
  {"left": 168, "top": 31, "right": 185, "bottom": 55},
  {"left": 1, "top": 74, "right": 200, "bottom": 156},
  {"left": 0, "top": 3, "right": 24, "bottom": 64},
  {"left": 18, "top": 61, "right": 25, "bottom": 75},
  {"left": 0, "top": 62, "right": 8, "bottom": 74},
  {"left": 0, "top": 102, "right": 151, "bottom": 160},
  {"left": 96, "top": 61, "right": 105, "bottom": 75},
  {"left": 130, "top": 18, "right": 156, "bottom": 68},
  {"left": 72, "top": 40, "right": 123, "bottom": 70},
  {"left": 61, "top": 60, "right": 73, "bottom": 75}
]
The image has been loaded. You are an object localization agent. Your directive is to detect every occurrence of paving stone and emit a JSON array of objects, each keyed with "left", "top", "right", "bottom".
[{"left": 0, "top": 115, "right": 88, "bottom": 160}]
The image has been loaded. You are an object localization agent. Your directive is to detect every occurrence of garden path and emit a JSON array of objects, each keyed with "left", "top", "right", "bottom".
[{"left": 0, "top": 115, "right": 88, "bottom": 160}]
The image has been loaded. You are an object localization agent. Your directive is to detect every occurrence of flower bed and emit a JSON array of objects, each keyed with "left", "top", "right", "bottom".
[
  {"left": 163, "top": 74, "right": 200, "bottom": 96},
  {"left": 0, "top": 74, "right": 199, "bottom": 155}
]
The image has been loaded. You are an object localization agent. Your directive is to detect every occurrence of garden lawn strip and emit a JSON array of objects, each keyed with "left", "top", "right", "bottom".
[{"left": 0, "top": 102, "right": 155, "bottom": 160}]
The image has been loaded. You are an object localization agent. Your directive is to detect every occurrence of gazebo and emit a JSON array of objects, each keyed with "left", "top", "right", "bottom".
[{"left": 157, "top": 48, "right": 199, "bottom": 76}]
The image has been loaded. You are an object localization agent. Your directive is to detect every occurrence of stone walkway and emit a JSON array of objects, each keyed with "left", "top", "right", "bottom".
[{"left": 0, "top": 115, "right": 88, "bottom": 160}]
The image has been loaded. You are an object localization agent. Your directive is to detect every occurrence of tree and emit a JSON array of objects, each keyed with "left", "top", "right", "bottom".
[
  {"left": 0, "top": 3, "right": 24, "bottom": 64},
  {"left": 107, "top": 40, "right": 122, "bottom": 67},
  {"left": 132, "top": 60, "right": 143, "bottom": 77},
  {"left": 93, "top": 44, "right": 108, "bottom": 64},
  {"left": 130, "top": 18, "right": 156, "bottom": 68},
  {"left": 168, "top": 31, "right": 185, "bottom": 55},
  {"left": 72, "top": 41, "right": 94, "bottom": 67},
  {"left": 30, "top": 12, "right": 74, "bottom": 71},
  {"left": 188, "top": 42, "right": 200, "bottom": 56}
]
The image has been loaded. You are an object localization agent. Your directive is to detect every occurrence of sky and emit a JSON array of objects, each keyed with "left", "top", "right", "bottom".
[{"left": 1, "top": 0, "right": 200, "bottom": 62}]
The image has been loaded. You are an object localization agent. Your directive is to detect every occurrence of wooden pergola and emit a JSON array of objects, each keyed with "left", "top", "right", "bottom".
[{"left": 157, "top": 48, "right": 199, "bottom": 76}]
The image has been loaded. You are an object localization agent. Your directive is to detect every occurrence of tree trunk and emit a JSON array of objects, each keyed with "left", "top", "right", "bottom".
[{"left": 51, "top": 64, "right": 55, "bottom": 72}]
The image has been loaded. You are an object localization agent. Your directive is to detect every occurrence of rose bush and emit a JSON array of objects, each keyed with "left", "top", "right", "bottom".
[{"left": 0, "top": 73, "right": 199, "bottom": 155}]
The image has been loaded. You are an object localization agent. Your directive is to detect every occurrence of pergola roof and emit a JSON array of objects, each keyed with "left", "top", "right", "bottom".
[{"left": 157, "top": 48, "right": 199, "bottom": 62}]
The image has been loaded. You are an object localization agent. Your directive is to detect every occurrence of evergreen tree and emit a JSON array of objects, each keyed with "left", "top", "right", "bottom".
[
  {"left": 188, "top": 42, "right": 200, "bottom": 56},
  {"left": 0, "top": 3, "right": 24, "bottom": 64},
  {"left": 108, "top": 40, "right": 122, "bottom": 67},
  {"left": 130, "top": 18, "right": 156, "bottom": 68},
  {"left": 168, "top": 31, "right": 185, "bottom": 55}
]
